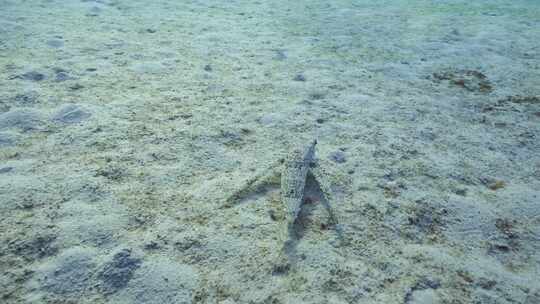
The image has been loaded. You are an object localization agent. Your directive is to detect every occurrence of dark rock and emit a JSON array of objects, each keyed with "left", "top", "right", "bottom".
[
  {"left": 406, "top": 201, "right": 445, "bottom": 238},
  {"left": 480, "top": 177, "right": 505, "bottom": 190},
  {"left": 308, "top": 92, "right": 326, "bottom": 100},
  {"left": 329, "top": 151, "right": 346, "bottom": 163},
  {"left": 98, "top": 249, "right": 142, "bottom": 295},
  {"left": 86, "top": 68, "right": 97, "bottom": 72},
  {"left": 219, "top": 130, "right": 243, "bottom": 147},
  {"left": 476, "top": 278, "right": 497, "bottom": 290},
  {"left": 404, "top": 277, "right": 441, "bottom": 303},
  {"left": 203, "top": 64, "right": 212, "bottom": 72},
  {"left": 8, "top": 234, "right": 58, "bottom": 261},
  {"left": 0, "top": 166, "right": 13, "bottom": 173},
  {"left": 453, "top": 188, "right": 467, "bottom": 196},
  {"left": 13, "top": 91, "right": 39, "bottom": 105},
  {"left": 12, "top": 71, "right": 46, "bottom": 82},
  {"left": 69, "top": 83, "right": 84, "bottom": 91},
  {"left": 174, "top": 237, "right": 202, "bottom": 252},
  {"left": 143, "top": 241, "right": 160, "bottom": 250},
  {"left": 0, "top": 109, "right": 43, "bottom": 131},
  {"left": 146, "top": 28, "right": 157, "bottom": 33},
  {"left": 293, "top": 74, "right": 306, "bottom": 81},
  {"left": 272, "top": 262, "right": 290, "bottom": 276},
  {"left": 273, "top": 49, "right": 287, "bottom": 61},
  {"left": 95, "top": 166, "right": 125, "bottom": 181},
  {"left": 55, "top": 71, "right": 71, "bottom": 82},
  {"left": 499, "top": 95, "right": 540, "bottom": 105},
  {"left": 432, "top": 69, "right": 493, "bottom": 93},
  {"left": 52, "top": 104, "right": 91, "bottom": 124}
]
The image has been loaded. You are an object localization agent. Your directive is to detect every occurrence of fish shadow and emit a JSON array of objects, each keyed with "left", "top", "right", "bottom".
[{"left": 283, "top": 172, "right": 343, "bottom": 264}]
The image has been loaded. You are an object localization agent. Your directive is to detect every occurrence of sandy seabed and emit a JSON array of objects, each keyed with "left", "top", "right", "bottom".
[{"left": 1, "top": 0, "right": 539, "bottom": 303}]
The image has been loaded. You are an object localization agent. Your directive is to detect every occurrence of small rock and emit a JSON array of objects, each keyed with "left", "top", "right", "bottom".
[
  {"left": 308, "top": 91, "right": 326, "bottom": 100},
  {"left": 273, "top": 49, "right": 287, "bottom": 61},
  {"left": 481, "top": 177, "right": 505, "bottom": 191},
  {"left": 0, "top": 166, "right": 13, "bottom": 173},
  {"left": 13, "top": 71, "right": 46, "bottom": 82},
  {"left": 54, "top": 70, "right": 71, "bottom": 82},
  {"left": 69, "top": 83, "right": 84, "bottom": 91},
  {"left": 52, "top": 104, "right": 91, "bottom": 124},
  {"left": 453, "top": 188, "right": 467, "bottom": 196},
  {"left": 329, "top": 150, "right": 347, "bottom": 163},
  {"left": 203, "top": 64, "right": 212, "bottom": 72},
  {"left": 8, "top": 234, "right": 58, "bottom": 261},
  {"left": 293, "top": 74, "right": 306, "bottom": 81},
  {"left": 13, "top": 91, "right": 39, "bottom": 105}
]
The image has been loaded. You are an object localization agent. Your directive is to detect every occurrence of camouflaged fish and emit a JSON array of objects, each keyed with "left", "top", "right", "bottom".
[
  {"left": 223, "top": 139, "right": 341, "bottom": 271},
  {"left": 224, "top": 139, "right": 336, "bottom": 237},
  {"left": 280, "top": 139, "right": 318, "bottom": 229}
]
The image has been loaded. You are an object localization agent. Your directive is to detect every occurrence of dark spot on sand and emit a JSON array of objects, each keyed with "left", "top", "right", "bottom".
[
  {"left": 293, "top": 74, "right": 306, "bottom": 81},
  {"left": 219, "top": 129, "right": 244, "bottom": 147},
  {"left": 0, "top": 166, "right": 13, "bottom": 173},
  {"left": 46, "top": 39, "right": 64, "bottom": 48},
  {"left": 96, "top": 166, "right": 125, "bottom": 181},
  {"left": 404, "top": 277, "right": 441, "bottom": 304},
  {"left": 55, "top": 71, "right": 70, "bottom": 82},
  {"left": 272, "top": 262, "right": 290, "bottom": 276},
  {"left": 432, "top": 69, "right": 493, "bottom": 93},
  {"left": 13, "top": 91, "right": 39, "bottom": 105},
  {"left": 480, "top": 177, "right": 505, "bottom": 191},
  {"left": 204, "top": 64, "right": 212, "bottom": 72},
  {"left": 329, "top": 150, "right": 346, "bottom": 163},
  {"left": 499, "top": 95, "right": 540, "bottom": 105},
  {"left": 308, "top": 92, "right": 326, "bottom": 100},
  {"left": 406, "top": 200, "right": 445, "bottom": 239},
  {"left": 273, "top": 49, "right": 287, "bottom": 61},
  {"left": 98, "top": 249, "right": 142, "bottom": 295},
  {"left": 11, "top": 71, "right": 46, "bottom": 82},
  {"left": 8, "top": 234, "right": 58, "bottom": 261},
  {"left": 69, "top": 83, "right": 84, "bottom": 91}
]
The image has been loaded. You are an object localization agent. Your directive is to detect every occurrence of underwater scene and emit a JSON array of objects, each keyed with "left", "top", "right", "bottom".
[{"left": 1, "top": 0, "right": 539, "bottom": 303}]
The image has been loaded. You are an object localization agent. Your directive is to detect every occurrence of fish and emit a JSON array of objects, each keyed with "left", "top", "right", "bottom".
[{"left": 281, "top": 139, "right": 317, "bottom": 230}]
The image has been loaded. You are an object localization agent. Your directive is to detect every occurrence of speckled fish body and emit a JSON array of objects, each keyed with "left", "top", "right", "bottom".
[{"left": 281, "top": 139, "right": 317, "bottom": 225}]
